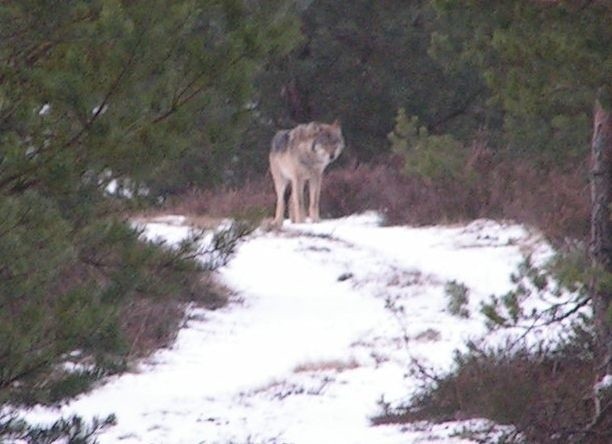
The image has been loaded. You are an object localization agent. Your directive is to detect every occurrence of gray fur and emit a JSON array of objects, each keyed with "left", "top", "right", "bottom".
[
  {"left": 269, "top": 120, "right": 344, "bottom": 226},
  {"left": 271, "top": 130, "right": 290, "bottom": 153}
]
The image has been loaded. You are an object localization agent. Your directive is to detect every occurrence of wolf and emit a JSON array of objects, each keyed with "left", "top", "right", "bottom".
[{"left": 269, "top": 120, "right": 344, "bottom": 226}]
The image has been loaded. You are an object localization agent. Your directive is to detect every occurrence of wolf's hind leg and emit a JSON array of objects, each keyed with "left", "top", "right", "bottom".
[{"left": 271, "top": 166, "right": 289, "bottom": 226}]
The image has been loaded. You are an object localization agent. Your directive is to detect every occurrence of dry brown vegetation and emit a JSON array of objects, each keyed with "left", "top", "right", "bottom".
[
  {"left": 293, "top": 358, "right": 360, "bottom": 374},
  {"left": 165, "top": 148, "right": 589, "bottom": 245},
  {"left": 120, "top": 274, "right": 230, "bottom": 361},
  {"left": 373, "top": 341, "right": 611, "bottom": 444}
]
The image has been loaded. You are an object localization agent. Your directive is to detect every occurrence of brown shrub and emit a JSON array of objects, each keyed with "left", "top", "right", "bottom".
[
  {"left": 119, "top": 275, "right": 229, "bottom": 360},
  {"left": 334, "top": 151, "right": 589, "bottom": 241},
  {"left": 320, "top": 150, "right": 589, "bottom": 243},
  {"left": 165, "top": 177, "right": 274, "bottom": 222},
  {"left": 469, "top": 151, "right": 590, "bottom": 242},
  {"left": 373, "top": 343, "right": 610, "bottom": 443},
  {"left": 120, "top": 297, "right": 185, "bottom": 359},
  {"left": 166, "top": 147, "right": 589, "bottom": 244}
]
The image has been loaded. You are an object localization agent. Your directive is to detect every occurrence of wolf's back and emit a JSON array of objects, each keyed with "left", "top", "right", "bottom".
[{"left": 271, "top": 130, "right": 291, "bottom": 154}]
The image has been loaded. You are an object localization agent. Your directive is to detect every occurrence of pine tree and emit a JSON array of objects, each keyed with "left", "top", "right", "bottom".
[
  {"left": 238, "top": 0, "right": 488, "bottom": 177},
  {"left": 433, "top": 0, "right": 612, "bottom": 423},
  {"left": 432, "top": 0, "right": 610, "bottom": 163},
  {"left": 0, "top": 0, "right": 298, "bottom": 405}
]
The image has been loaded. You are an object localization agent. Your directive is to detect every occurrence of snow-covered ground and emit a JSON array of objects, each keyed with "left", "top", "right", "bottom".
[{"left": 23, "top": 213, "right": 554, "bottom": 443}]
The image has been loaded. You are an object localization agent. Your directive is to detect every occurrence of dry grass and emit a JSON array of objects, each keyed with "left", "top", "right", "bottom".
[
  {"left": 132, "top": 214, "right": 226, "bottom": 230},
  {"left": 163, "top": 178, "right": 274, "bottom": 223},
  {"left": 121, "top": 297, "right": 185, "bottom": 359},
  {"left": 293, "top": 358, "right": 360, "bottom": 374},
  {"left": 117, "top": 216, "right": 235, "bottom": 361},
  {"left": 321, "top": 151, "right": 589, "bottom": 244},
  {"left": 121, "top": 276, "right": 231, "bottom": 360}
]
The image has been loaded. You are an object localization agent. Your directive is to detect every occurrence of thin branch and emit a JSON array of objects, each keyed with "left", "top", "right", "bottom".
[
  {"left": 500, "top": 295, "right": 592, "bottom": 351},
  {"left": 429, "top": 88, "right": 486, "bottom": 133},
  {"left": 150, "top": 51, "right": 248, "bottom": 125}
]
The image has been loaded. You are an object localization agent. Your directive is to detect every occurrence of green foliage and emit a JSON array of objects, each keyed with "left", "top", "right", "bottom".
[
  {"left": 444, "top": 280, "right": 470, "bottom": 318},
  {"left": 480, "top": 297, "right": 507, "bottom": 328},
  {"left": 0, "top": 191, "right": 74, "bottom": 299},
  {"left": 431, "top": 0, "right": 611, "bottom": 162},
  {"left": 0, "top": 0, "right": 292, "bottom": 408},
  {"left": 481, "top": 256, "right": 539, "bottom": 327},
  {"left": 0, "top": 212, "right": 206, "bottom": 405},
  {"left": 547, "top": 246, "right": 591, "bottom": 293},
  {"left": 238, "top": 0, "right": 487, "bottom": 177},
  {"left": 0, "top": 0, "right": 300, "bottom": 196},
  {"left": 197, "top": 0, "right": 611, "bottom": 181},
  {"left": 481, "top": 251, "right": 592, "bottom": 333},
  {"left": 10, "top": 367, "right": 118, "bottom": 407},
  {"left": 1, "top": 0, "right": 608, "bottom": 428},
  {"left": 389, "top": 108, "right": 465, "bottom": 181},
  {"left": 1, "top": 411, "right": 116, "bottom": 444},
  {"left": 201, "top": 220, "right": 256, "bottom": 270}
]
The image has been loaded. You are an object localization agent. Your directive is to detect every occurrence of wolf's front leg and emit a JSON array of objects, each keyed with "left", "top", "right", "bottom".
[
  {"left": 273, "top": 191, "right": 286, "bottom": 227},
  {"left": 290, "top": 178, "right": 306, "bottom": 223},
  {"left": 308, "top": 175, "right": 322, "bottom": 222}
]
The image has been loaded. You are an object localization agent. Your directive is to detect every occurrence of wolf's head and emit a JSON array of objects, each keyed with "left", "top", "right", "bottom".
[{"left": 311, "top": 120, "right": 344, "bottom": 165}]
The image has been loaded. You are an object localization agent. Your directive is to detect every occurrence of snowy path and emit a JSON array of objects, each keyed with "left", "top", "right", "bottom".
[{"left": 24, "top": 213, "right": 549, "bottom": 443}]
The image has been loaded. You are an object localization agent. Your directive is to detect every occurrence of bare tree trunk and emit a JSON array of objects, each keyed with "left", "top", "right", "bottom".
[
  {"left": 590, "top": 89, "right": 612, "bottom": 378},
  {"left": 281, "top": 79, "right": 312, "bottom": 123}
]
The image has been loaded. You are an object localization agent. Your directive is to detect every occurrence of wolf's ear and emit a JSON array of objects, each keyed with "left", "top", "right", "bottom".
[
  {"left": 304, "top": 122, "right": 321, "bottom": 137},
  {"left": 332, "top": 119, "right": 341, "bottom": 128}
]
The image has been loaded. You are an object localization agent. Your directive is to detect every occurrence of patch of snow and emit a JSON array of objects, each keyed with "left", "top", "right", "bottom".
[
  {"left": 595, "top": 374, "right": 612, "bottom": 393},
  {"left": 137, "top": 220, "right": 194, "bottom": 246},
  {"left": 144, "top": 215, "right": 188, "bottom": 226},
  {"left": 20, "top": 214, "right": 568, "bottom": 443},
  {"left": 92, "top": 104, "right": 108, "bottom": 116},
  {"left": 39, "top": 103, "right": 51, "bottom": 116}
]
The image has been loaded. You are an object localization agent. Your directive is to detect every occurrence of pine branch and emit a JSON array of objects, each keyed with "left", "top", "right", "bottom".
[{"left": 0, "top": 38, "right": 140, "bottom": 194}]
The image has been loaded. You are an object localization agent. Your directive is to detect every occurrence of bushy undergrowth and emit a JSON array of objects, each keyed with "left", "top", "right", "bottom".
[
  {"left": 167, "top": 147, "right": 589, "bottom": 245},
  {"left": 374, "top": 247, "right": 611, "bottom": 443},
  {"left": 321, "top": 149, "right": 589, "bottom": 244},
  {"left": 0, "top": 193, "right": 249, "bottom": 443},
  {"left": 445, "top": 280, "right": 471, "bottom": 318},
  {"left": 0, "top": 219, "right": 243, "bottom": 408},
  {"left": 373, "top": 337, "right": 611, "bottom": 444},
  {"left": 164, "top": 178, "right": 274, "bottom": 223}
]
